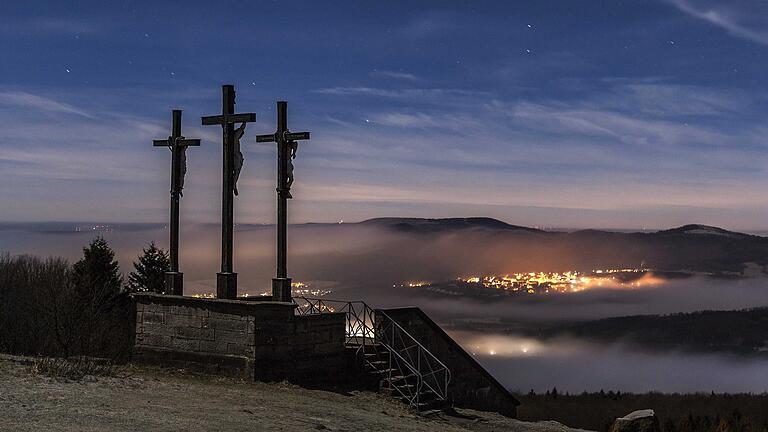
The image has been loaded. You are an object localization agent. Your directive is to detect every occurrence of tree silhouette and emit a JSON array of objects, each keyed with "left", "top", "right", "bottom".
[
  {"left": 71, "top": 237, "right": 123, "bottom": 355},
  {"left": 72, "top": 237, "right": 122, "bottom": 298},
  {"left": 127, "top": 242, "right": 169, "bottom": 293}
]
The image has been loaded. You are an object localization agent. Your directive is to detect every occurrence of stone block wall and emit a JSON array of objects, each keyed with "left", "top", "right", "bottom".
[
  {"left": 254, "top": 312, "right": 347, "bottom": 384},
  {"left": 132, "top": 293, "right": 348, "bottom": 385},
  {"left": 379, "top": 307, "right": 520, "bottom": 417}
]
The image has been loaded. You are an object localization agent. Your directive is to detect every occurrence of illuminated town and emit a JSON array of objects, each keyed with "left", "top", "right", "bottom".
[
  {"left": 191, "top": 281, "right": 332, "bottom": 299},
  {"left": 398, "top": 268, "right": 662, "bottom": 297}
]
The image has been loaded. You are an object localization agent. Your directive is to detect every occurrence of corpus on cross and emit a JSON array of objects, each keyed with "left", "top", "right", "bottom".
[
  {"left": 256, "top": 101, "right": 310, "bottom": 302},
  {"left": 152, "top": 109, "right": 200, "bottom": 296},
  {"left": 201, "top": 84, "right": 256, "bottom": 299}
]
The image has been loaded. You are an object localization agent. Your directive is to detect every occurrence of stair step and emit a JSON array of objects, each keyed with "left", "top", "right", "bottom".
[
  {"left": 369, "top": 368, "right": 396, "bottom": 374},
  {"left": 412, "top": 401, "right": 442, "bottom": 409},
  {"left": 385, "top": 383, "right": 416, "bottom": 390},
  {"left": 384, "top": 374, "right": 417, "bottom": 382}
]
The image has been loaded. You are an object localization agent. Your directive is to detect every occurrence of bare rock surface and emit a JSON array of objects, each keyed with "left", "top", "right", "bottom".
[
  {"left": 0, "top": 354, "right": 591, "bottom": 432},
  {"left": 610, "top": 409, "right": 661, "bottom": 432}
]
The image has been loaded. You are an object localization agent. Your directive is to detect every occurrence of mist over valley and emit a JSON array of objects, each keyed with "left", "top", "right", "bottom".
[{"left": 4, "top": 217, "right": 768, "bottom": 393}]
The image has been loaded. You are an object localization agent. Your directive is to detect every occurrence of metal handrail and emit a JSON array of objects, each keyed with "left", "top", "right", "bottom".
[
  {"left": 293, "top": 297, "right": 376, "bottom": 355},
  {"left": 292, "top": 297, "right": 451, "bottom": 409},
  {"left": 376, "top": 310, "right": 451, "bottom": 404}
]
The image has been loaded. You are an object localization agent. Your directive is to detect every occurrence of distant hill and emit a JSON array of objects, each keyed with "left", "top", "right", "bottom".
[
  {"left": 343, "top": 219, "right": 768, "bottom": 274},
  {"left": 358, "top": 217, "right": 545, "bottom": 233},
  {"left": 357, "top": 218, "right": 759, "bottom": 238},
  {"left": 655, "top": 224, "right": 754, "bottom": 238}
]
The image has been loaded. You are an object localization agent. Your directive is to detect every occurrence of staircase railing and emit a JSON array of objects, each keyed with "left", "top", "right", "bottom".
[
  {"left": 292, "top": 297, "right": 376, "bottom": 355},
  {"left": 293, "top": 297, "right": 451, "bottom": 410},
  {"left": 376, "top": 309, "right": 451, "bottom": 407}
]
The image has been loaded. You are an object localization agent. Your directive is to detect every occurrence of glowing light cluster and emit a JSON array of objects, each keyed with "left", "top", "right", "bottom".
[
  {"left": 455, "top": 268, "right": 656, "bottom": 294},
  {"left": 291, "top": 281, "right": 333, "bottom": 297},
  {"left": 194, "top": 281, "right": 333, "bottom": 299}
]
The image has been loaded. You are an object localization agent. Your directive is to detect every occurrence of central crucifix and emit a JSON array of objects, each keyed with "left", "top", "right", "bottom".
[
  {"left": 202, "top": 85, "right": 256, "bottom": 299},
  {"left": 256, "top": 101, "right": 310, "bottom": 302}
]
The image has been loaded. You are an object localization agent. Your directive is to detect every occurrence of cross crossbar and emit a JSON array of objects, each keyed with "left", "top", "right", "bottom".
[
  {"left": 201, "top": 113, "right": 256, "bottom": 125},
  {"left": 153, "top": 139, "right": 201, "bottom": 147},
  {"left": 256, "top": 131, "right": 310, "bottom": 143}
]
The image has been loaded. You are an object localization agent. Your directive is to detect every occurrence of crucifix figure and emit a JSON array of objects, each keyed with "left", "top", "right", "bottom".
[
  {"left": 152, "top": 109, "right": 200, "bottom": 296},
  {"left": 256, "top": 101, "right": 310, "bottom": 302},
  {"left": 201, "top": 85, "right": 256, "bottom": 299}
]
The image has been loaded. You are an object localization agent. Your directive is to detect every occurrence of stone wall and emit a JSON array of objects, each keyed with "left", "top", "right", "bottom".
[
  {"left": 254, "top": 312, "right": 348, "bottom": 384},
  {"left": 133, "top": 293, "right": 347, "bottom": 385},
  {"left": 379, "top": 307, "right": 520, "bottom": 417}
]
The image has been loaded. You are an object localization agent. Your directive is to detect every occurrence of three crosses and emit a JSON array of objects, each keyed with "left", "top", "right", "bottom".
[{"left": 153, "top": 85, "right": 310, "bottom": 300}]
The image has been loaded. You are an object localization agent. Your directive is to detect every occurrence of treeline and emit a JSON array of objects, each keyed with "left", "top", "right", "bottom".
[
  {"left": 533, "top": 308, "right": 768, "bottom": 355},
  {"left": 519, "top": 390, "right": 768, "bottom": 432},
  {"left": 0, "top": 238, "right": 171, "bottom": 360}
]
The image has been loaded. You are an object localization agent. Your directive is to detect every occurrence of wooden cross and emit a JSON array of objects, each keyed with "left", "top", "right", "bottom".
[
  {"left": 201, "top": 85, "right": 256, "bottom": 299},
  {"left": 256, "top": 101, "right": 310, "bottom": 302},
  {"left": 153, "top": 109, "right": 200, "bottom": 296}
]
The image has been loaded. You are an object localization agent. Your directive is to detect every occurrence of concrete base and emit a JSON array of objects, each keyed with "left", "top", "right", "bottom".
[
  {"left": 165, "top": 272, "right": 184, "bottom": 296},
  {"left": 272, "top": 277, "right": 292, "bottom": 302},
  {"left": 216, "top": 272, "right": 237, "bottom": 299}
]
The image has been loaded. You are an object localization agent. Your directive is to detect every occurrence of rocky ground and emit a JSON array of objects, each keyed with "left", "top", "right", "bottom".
[{"left": 0, "top": 354, "right": 590, "bottom": 432}]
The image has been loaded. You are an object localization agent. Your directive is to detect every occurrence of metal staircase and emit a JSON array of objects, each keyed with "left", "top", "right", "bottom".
[{"left": 293, "top": 297, "right": 451, "bottom": 412}]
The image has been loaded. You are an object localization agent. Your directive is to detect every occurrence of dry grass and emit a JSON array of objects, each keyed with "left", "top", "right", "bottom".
[{"left": 31, "top": 356, "right": 118, "bottom": 381}]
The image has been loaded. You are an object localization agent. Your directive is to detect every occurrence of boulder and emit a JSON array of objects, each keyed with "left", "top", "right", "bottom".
[{"left": 610, "top": 410, "right": 660, "bottom": 432}]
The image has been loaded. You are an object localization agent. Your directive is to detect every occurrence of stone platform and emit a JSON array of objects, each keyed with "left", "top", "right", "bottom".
[{"left": 132, "top": 293, "right": 348, "bottom": 385}]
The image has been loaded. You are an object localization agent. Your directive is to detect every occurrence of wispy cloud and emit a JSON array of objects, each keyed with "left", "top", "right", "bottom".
[
  {"left": 369, "top": 70, "right": 419, "bottom": 81},
  {"left": 310, "top": 79, "right": 768, "bottom": 212},
  {"left": 313, "top": 87, "right": 491, "bottom": 108},
  {"left": 663, "top": 0, "right": 768, "bottom": 45},
  {"left": 0, "top": 17, "right": 100, "bottom": 36},
  {"left": 0, "top": 91, "right": 93, "bottom": 118}
]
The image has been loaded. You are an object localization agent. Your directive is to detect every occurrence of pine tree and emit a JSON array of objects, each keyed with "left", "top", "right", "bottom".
[
  {"left": 71, "top": 236, "right": 123, "bottom": 355},
  {"left": 127, "top": 242, "right": 169, "bottom": 293},
  {"left": 72, "top": 236, "right": 123, "bottom": 300}
]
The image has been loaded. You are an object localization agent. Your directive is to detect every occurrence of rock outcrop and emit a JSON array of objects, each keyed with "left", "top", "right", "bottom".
[{"left": 610, "top": 410, "right": 660, "bottom": 432}]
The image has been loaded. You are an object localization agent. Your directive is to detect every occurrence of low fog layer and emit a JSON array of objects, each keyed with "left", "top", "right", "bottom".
[
  {"left": 407, "top": 276, "right": 768, "bottom": 324},
  {"left": 0, "top": 223, "right": 609, "bottom": 295},
  {"left": 2, "top": 224, "right": 768, "bottom": 322},
  {"left": 5, "top": 223, "right": 768, "bottom": 393},
  {"left": 451, "top": 331, "right": 768, "bottom": 394}
]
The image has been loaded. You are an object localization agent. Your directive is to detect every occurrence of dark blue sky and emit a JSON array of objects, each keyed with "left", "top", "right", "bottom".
[{"left": 1, "top": 0, "right": 767, "bottom": 229}]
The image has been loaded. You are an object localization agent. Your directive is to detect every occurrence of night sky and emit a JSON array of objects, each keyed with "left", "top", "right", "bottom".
[{"left": 1, "top": 1, "right": 767, "bottom": 230}]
